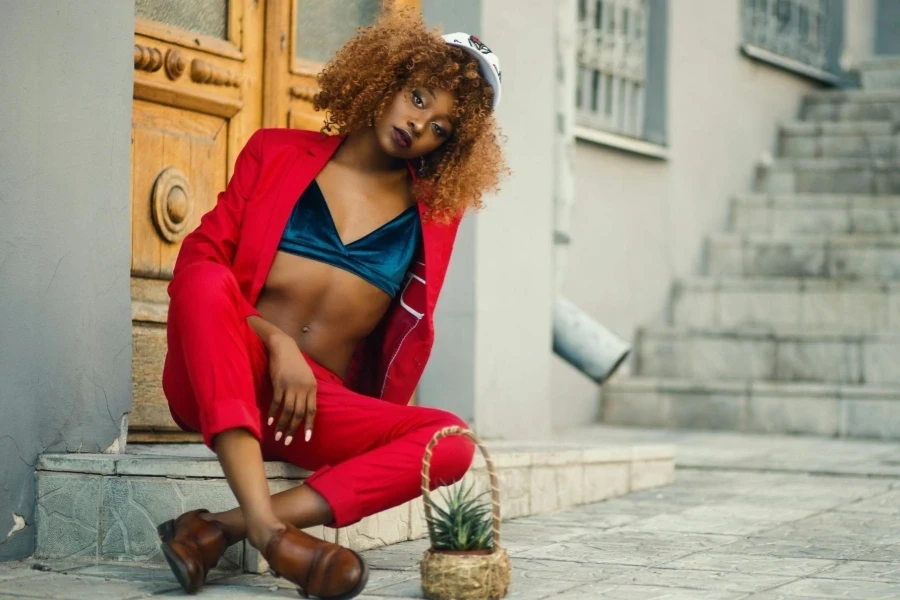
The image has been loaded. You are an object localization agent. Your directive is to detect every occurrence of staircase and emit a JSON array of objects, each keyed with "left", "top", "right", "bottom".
[{"left": 603, "top": 57, "right": 900, "bottom": 439}]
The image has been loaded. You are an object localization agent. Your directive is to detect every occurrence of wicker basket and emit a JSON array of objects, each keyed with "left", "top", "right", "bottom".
[{"left": 419, "top": 426, "right": 511, "bottom": 600}]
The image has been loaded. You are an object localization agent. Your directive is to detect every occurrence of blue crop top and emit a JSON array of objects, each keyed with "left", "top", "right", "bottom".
[{"left": 277, "top": 180, "right": 421, "bottom": 297}]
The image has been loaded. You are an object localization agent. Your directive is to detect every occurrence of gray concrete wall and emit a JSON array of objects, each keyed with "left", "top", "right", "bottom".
[
  {"left": 843, "top": 0, "right": 876, "bottom": 69},
  {"left": 475, "top": 0, "right": 554, "bottom": 440},
  {"left": 418, "top": 0, "right": 481, "bottom": 424},
  {"left": 551, "top": 0, "right": 822, "bottom": 429},
  {"left": 876, "top": 0, "right": 900, "bottom": 55},
  {"left": 0, "top": 0, "right": 134, "bottom": 560},
  {"left": 419, "top": 0, "right": 555, "bottom": 439}
]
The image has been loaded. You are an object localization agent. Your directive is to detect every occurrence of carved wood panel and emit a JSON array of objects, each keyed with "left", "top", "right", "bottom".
[
  {"left": 130, "top": 3, "right": 264, "bottom": 437},
  {"left": 131, "top": 100, "right": 227, "bottom": 278}
]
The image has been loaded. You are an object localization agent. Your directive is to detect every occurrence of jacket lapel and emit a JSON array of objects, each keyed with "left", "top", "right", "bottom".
[{"left": 251, "top": 133, "right": 343, "bottom": 300}]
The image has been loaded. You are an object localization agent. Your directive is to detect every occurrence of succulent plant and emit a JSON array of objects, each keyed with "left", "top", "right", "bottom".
[{"left": 426, "top": 480, "right": 494, "bottom": 552}]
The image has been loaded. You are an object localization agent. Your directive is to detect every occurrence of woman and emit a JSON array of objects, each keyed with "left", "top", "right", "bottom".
[{"left": 157, "top": 10, "right": 505, "bottom": 600}]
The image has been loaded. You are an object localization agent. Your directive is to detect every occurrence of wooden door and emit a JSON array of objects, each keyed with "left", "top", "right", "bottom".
[
  {"left": 262, "top": 0, "right": 420, "bottom": 130},
  {"left": 130, "top": 0, "right": 265, "bottom": 441},
  {"left": 129, "top": 1, "right": 422, "bottom": 441}
]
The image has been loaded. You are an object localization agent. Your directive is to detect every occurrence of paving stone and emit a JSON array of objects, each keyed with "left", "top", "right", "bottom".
[
  {"left": 511, "top": 557, "right": 633, "bottom": 583},
  {"left": 715, "top": 536, "right": 881, "bottom": 561},
  {"left": 0, "top": 571, "right": 180, "bottom": 600},
  {"left": 0, "top": 562, "right": 46, "bottom": 584},
  {"left": 835, "top": 489, "right": 900, "bottom": 515},
  {"left": 851, "top": 543, "right": 900, "bottom": 562},
  {"left": 554, "top": 582, "right": 748, "bottom": 599},
  {"left": 158, "top": 584, "right": 302, "bottom": 598},
  {"left": 812, "top": 560, "right": 900, "bottom": 584},
  {"left": 605, "top": 566, "right": 797, "bottom": 593},
  {"left": 358, "top": 576, "right": 425, "bottom": 598},
  {"left": 659, "top": 552, "right": 835, "bottom": 577},
  {"left": 518, "top": 531, "right": 741, "bottom": 566},
  {"left": 74, "top": 562, "right": 233, "bottom": 585},
  {"left": 517, "top": 507, "right": 639, "bottom": 530},
  {"left": 766, "top": 577, "right": 900, "bottom": 599},
  {"left": 499, "top": 520, "right": 592, "bottom": 556},
  {"left": 358, "top": 538, "right": 430, "bottom": 571},
  {"left": 756, "top": 511, "right": 900, "bottom": 547},
  {"left": 620, "top": 503, "right": 816, "bottom": 536}
]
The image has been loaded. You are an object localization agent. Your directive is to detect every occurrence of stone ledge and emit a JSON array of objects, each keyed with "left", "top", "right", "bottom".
[
  {"left": 603, "top": 376, "right": 900, "bottom": 439},
  {"left": 734, "top": 193, "right": 900, "bottom": 207},
  {"left": 35, "top": 440, "right": 675, "bottom": 573},
  {"left": 780, "top": 121, "right": 898, "bottom": 136}
]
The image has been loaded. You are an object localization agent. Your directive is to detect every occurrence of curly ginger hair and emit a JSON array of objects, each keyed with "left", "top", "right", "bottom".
[{"left": 314, "top": 9, "right": 507, "bottom": 222}]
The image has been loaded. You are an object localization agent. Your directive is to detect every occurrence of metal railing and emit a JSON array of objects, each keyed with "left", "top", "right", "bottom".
[
  {"left": 741, "top": 0, "right": 831, "bottom": 71},
  {"left": 576, "top": 0, "right": 648, "bottom": 139}
]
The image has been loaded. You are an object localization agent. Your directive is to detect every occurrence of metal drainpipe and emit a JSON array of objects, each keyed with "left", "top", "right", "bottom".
[{"left": 552, "top": 0, "right": 630, "bottom": 384}]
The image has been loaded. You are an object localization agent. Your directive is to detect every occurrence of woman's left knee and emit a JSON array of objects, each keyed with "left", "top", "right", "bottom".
[{"left": 425, "top": 412, "right": 476, "bottom": 486}]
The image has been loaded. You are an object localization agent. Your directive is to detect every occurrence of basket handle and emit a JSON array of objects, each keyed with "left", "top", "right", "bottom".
[{"left": 420, "top": 425, "right": 502, "bottom": 549}]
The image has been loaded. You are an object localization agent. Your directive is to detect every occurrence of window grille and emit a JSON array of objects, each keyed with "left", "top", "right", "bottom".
[
  {"left": 576, "top": 0, "right": 648, "bottom": 138},
  {"left": 741, "top": 0, "right": 831, "bottom": 71}
]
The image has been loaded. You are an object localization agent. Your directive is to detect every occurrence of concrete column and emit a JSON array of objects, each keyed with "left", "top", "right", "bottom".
[
  {"left": 418, "top": 0, "right": 482, "bottom": 424},
  {"left": 474, "top": 0, "right": 555, "bottom": 440},
  {"left": 842, "top": 0, "right": 877, "bottom": 69},
  {"left": 0, "top": 0, "right": 134, "bottom": 559},
  {"left": 419, "top": 0, "right": 554, "bottom": 440}
]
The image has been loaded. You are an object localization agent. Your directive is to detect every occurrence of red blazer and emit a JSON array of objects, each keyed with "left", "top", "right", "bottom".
[{"left": 170, "top": 128, "right": 462, "bottom": 405}]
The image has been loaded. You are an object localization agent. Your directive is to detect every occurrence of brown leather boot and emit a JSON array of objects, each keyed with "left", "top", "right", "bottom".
[
  {"left": 157, "top": 509, "right": 230, "bottom": 594},
  {"left": 265, "top": 524, "right": 369, "bottom": 600}
]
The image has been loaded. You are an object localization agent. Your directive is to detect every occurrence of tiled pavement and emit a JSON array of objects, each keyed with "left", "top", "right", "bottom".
[{"left": 4, "top": 428, "right": 900, "bottom": 599}]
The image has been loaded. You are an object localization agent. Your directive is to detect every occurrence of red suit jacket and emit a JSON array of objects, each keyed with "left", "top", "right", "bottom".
[{"left": 169, "top": 128, "right": 462, "bottom": 405}]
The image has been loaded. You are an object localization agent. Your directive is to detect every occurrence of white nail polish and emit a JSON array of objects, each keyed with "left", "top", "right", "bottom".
[
  {"left": 285, "top": 436, "right": 293, "bottom": 446},
  {"left": 305, "top": 429, "right": 312, "bottom": 442},
  {"left": 275, "top": 431, "right": 282, "bottom": 441},
  {"left": 267, "top": 417, "right": 274, "bottom": 426}
]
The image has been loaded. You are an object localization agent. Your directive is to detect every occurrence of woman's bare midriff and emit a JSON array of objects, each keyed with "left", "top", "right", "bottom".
[{"left": 254, "top": 251, "right": 393, "bottom": 378}]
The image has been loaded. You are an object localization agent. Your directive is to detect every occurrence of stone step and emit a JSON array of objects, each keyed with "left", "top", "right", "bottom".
[
  {"left": 670, "top": 277, "right": 900, "bottom": 332},
  {"left": 778, "top": 121, "right": 899, "bottom": 159},
  {"left": 635, "top": 325, "right": 900, "bottom": 385},
  {"left": 860, "top": 57, "right": 900, "bottom": 91},
  {"left": 731, "top": 194, "right": 900, "bottom": 235},
  {"left": 754, "top": 158, "right": 900, "bottom": 194},
  {"left": 705, "top": 233, "right": 900, "bottom": 281},
  {"left": 34, "top": 441, "right": 674, "bottom": 571},
  {"left": 601, "top": 377, "right": 900, "bottom": 439},
  {"left": 802, "top": 90, "right": 900, "bottom": 122}
]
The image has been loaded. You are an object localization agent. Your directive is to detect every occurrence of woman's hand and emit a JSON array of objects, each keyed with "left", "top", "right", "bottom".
[{"left": 265, "top": 332, "right": 316, "bottom": 446}]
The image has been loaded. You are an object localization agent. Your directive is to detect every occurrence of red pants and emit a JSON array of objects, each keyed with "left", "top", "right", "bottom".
[{"left": 162, "top": 262, "right": 474, "bottom": 527}]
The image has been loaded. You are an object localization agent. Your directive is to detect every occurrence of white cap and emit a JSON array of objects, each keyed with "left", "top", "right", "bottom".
[{"left": 442, "top": 32, "right": 502, "bottom": 110}]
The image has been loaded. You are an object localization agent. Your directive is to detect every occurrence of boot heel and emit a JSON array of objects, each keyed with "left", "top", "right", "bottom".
[{"left": 157, "top": 520, "right": 176, "bottom": 542}]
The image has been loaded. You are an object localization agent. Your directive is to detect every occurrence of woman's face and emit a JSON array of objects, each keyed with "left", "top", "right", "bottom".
[{"left": 375, "top": 86, "right": 457, "bottom": 160}]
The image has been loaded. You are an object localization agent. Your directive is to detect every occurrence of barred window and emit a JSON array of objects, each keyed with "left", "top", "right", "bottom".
[
  {"left": 576, "top": 0, "right": 649, "bottom": 139},
  {"left": 741, "top": 0, "right": 840, "bottom": 81}
]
